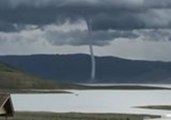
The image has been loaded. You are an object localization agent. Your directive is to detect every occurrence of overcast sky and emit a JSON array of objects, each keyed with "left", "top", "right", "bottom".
[{"left": 1, "top": 0, "right": 171, "bottom": 61}]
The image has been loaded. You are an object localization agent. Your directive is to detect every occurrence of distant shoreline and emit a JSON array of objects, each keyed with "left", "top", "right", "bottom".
[
  {"left": 1, "top": 84, "right": 171, "bottom": 94},
  {"left": 79, "top": 84, "right": 171, "bottom": 90},
  {"left": 137, "top": 105, "right": 171, "bottom": 111}
]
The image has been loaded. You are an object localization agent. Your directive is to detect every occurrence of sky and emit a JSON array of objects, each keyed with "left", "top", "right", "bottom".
[{"left": 0, "top": 0, "right": 171, "bottom": 61}]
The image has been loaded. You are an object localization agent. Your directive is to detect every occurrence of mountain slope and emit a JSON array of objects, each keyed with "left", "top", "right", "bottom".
[
  {"left": 0, "top": 54, "right": 171, "bottom": 83},
  {"left": 0, "top": 62, "right": 70, "bottom": 89}
]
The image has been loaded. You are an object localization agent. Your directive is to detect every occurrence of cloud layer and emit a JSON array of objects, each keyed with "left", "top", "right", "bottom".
[
  {"left": 1, "top": 0, "right": 171, "bottom": 30},
  {"left": 0, "top": 0, "right": 171, "bottom": 47}
]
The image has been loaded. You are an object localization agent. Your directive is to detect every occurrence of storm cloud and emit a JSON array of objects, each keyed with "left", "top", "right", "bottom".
[
  {"left": 1, "top": 0, "right": 171, "bottom": 30},
  {"left": 0, "top": 0, "right": 171, "bottom": 46}
]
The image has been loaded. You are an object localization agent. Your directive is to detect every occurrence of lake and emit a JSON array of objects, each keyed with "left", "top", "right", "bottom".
[{"left": 11, "top": 88, "right": 171, "bottom": 116}]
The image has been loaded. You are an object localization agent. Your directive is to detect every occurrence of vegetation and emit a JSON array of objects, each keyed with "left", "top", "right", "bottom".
[
  {"left": 0, "top": 62, "right": 81, "bottom": 92},
  {"left": 0, "top": 112, "right": 159, "bottom": 120},
  {"left": 0, "top": 62, "right": 170, "bottom": 93}
]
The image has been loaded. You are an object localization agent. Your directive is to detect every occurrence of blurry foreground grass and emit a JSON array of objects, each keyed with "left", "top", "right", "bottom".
[{"left": 0, "top": 112, "right": 159, "bottom": 120}]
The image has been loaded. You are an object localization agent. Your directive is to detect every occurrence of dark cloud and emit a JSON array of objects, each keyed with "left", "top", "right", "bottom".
[
  {"left": 0, "top": 0, "right": 171, "bottom": 32},
  {"left": 144, "top": 0, "right": 171, "bottom": 8},
  {"left": 0, "top": 0, "right": 171, "bottom": 47},
  {"left": 0, "top": 21, "right": 17, "bottom": 32}
]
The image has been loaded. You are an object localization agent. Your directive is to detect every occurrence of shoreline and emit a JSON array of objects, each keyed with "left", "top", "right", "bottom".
[
  {"left": 1, "top": 84, "right": 171, "bottom": 94},
  {"left": 0, "top": 111, "right": 160, "bottom": 120}
]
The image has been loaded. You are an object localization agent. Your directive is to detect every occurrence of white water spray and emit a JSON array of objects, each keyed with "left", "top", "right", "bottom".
[{"left": 87, "top": 18, "right": 96, "bottom": 81}]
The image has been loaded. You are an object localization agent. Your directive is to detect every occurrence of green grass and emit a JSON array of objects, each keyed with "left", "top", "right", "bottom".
[
  {"left": 0, "top": 62, "right": 81, "bottom": 92},
  {"left": 0, "top": 112, "right": 159, "bottom": 120},
  {"left": 0, "top": 63, "right": 81, "bottom": 93},
  {"left": 0, "top": 63, "right": 16, "bottom": 72}
]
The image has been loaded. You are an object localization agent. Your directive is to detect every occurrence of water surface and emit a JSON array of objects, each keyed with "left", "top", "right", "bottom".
[{"left": 12, "top": 89, "right": 171, "bottom": 115}]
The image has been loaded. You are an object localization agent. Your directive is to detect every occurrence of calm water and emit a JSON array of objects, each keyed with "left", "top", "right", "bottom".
[{"left": 12, "top": 89, "right": 171, "bottom": 116}]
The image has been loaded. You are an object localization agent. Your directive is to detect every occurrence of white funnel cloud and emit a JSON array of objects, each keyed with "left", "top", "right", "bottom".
[{"left": 87, "top": 18, "right": 96, "bottom": 81}]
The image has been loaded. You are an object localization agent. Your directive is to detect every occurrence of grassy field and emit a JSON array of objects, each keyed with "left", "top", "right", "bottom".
[
  {"left": 0, "top": 62, "right": 60, "bottom": 89},
  {"left": 0, "top": 112, "right": 159, "bottom": 120},
  {"left": 0, "top": 62, "right": 83, "bottom": 91}
]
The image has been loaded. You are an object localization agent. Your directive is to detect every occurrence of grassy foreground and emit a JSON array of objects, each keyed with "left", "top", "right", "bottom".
[{"left": 0, "top": 112, "right": 159, "bottom": 120}]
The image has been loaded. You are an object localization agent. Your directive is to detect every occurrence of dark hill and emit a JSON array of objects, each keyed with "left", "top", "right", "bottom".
[
  {"left": 0, "top": 54, "right": 171, "bottom": 83},
  {"left": 0, "top": 61, "right": 78, "bottom": 89}
]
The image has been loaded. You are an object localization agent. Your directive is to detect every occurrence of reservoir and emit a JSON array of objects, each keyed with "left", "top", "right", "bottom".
[{"left": 12, "top": 89, "right": 171, "bottom": 116}]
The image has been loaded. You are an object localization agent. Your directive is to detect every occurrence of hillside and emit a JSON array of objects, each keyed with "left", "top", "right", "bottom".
[
  {"left": 0, "top": 54, "right": 171, "bottom": 83},
  {"left": 0, "top": 62, "right": 75, "bottom": 90}
]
